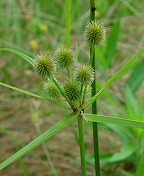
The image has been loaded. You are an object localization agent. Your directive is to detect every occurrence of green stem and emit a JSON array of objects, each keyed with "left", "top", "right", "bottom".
[
  {"left": 80, "top": 82, "right": 84, "bottom": 106},
  {"left": 66, "top": 0, "right": 71, "bottom": 46},
  {"left": 77, "top": 115, "right": 87, "bottom": 176},
  {"left": 19, "top": 159, "right": 29, "bottom": 176},
  {"left": 52, "top": 77, "right": 72, "bottom": 108},
  {"left": 90, "top": 0, "right": 100, "bottom": 176},
  {"left": 82, "top": 84, "right": 88, "bottom": 105},
  {"left": 35, "top": 124, "right": 58, "bottom": 176}
]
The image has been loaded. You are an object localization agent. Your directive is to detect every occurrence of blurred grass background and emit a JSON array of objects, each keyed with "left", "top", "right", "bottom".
[{"left": 0, "top": 0, "right": 144, "bottom": 176}]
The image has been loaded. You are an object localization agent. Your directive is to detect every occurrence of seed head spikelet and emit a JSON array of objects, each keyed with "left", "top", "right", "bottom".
[
  {"left": 64, "top": 79, "right": 80, "bottom": 101},
  {"left": 43, "top": 81, "right": 60, "bottom": 98},
  {"left": 85, "top": 21, "right": 106, "bottom": 46},
  {"left": 34, "top": 53, "right": 56, "bottom": 78},
  {"left": 54, "top": 46, "right": 75, "bottom": 68},
  {"left": 75, "top": 64, "right": 94, "bottom": 84}
]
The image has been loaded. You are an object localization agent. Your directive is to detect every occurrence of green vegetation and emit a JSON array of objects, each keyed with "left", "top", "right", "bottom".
[{"left": 0, "top": 0, "right": 144, "bottom": 176}]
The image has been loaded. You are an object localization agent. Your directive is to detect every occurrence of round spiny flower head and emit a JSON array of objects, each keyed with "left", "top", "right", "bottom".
[
  {"left": 84, "top": 21, "right": 106, "bottom": 46},
  {"left": 64, "top": 79, "right": 80, "bottom": 101},
  {"left": 54, "top": 46, "right": 75, "bottom": 69},
  {"left": 43, "top": 81, "right": 60, "bottom": 99},
  {"left": 34, "top": 53, "right": 56, "bottom": 78},
  {"left": 75, "top": 64, "right": 94, "bottom": 84}
]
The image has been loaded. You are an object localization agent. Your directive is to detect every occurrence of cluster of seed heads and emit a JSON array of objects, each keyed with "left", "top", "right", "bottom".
[{"left": 34, "top": 21, "right": 106, "bottom": 109}]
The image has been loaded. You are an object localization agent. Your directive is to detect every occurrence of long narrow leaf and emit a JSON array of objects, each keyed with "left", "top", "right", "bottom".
[
  {"left": 106, "top": 21, "right": 120, "bottom": 67},
  {"left": 126, "top": 60, "right": 144, "bottom": 93},
  {"left": 85, "top": 114, "right": 144, "bottom": 129},
  {"left": 0, "top": 82, "right": 69, "bottom": 109},
  {"left": 0, "top": 82, "right": 43, "bottom": 99},
  {"left": 136, "top": 150, "right": 144, "bottom": 176},
  {"left": 0, "top": 113, "right": 77, "bottom": 170},
  {"left": 83, "top": 48, "right": 144, "bottom": 109},
  {"left": 0, "top": 48, "right": 34, "bottom": 65},
  {"left": 0, "top": 126, "right": 29, "bottom": 175}
]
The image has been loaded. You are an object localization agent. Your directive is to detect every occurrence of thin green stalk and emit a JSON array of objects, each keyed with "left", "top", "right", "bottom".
[
  {"left": 35, "top": 124, "right": 58, "bottom": 176},
  {"left": 66, "top": 0, "right": 71, "bottom": 46},
  {"left": 19, "top": 159, "right": 29, "bottom": 176},
  {"left": 90, "top": 0, "right": 100, "bottom": 176},
  {"left": 80, "top": 82, "right": 84, "bottom": 106},
  {"left": 82, "top": 84, "right": 88, "bottom": 105},
  {"left": 52, "top": 77, "right": 72, "bottom": 108},
  {"left": 77, "top": 115, "right": 86, "bottom": 176}
]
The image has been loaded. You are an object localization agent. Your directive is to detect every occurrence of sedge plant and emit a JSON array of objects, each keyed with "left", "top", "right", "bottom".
[{"left": 0, "top": 4, "right": 144, "bottom": 176}]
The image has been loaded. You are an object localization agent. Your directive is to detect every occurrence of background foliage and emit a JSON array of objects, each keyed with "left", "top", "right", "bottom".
[{"left": 0, "top": 0, "right": 144, "bottom": 176}]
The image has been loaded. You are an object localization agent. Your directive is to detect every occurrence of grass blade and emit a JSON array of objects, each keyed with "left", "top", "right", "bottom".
[
  {"left": 107, "top": 144, "right": 135, "bottom": 163},
  {"left": 19, "top": 159, "right": 29, "bottom": 176},
  {"left": 85, "top": 114, "right": 144, "bottom": 129},
  {"left": 125, "top": 86, "right": 140, "bottom": 120},
  {"left": 136, "top": 150, "right": 144, "bottom": 176},
  {"left": 0, "top": 113, "right": 77, "bottom": 170},
  {"left": 83, "top": 48, "right": 144, "bottom": 109},
  {"left": 0, "top": 82, "right": 69, "bottom": 109},
  {"left": 106, "top": 21, "right": 120, "bottom": 67},
  {"left": 0, "top": 82, "right": 44, "bottom": 99},
  {"left": 126, "top": 60, "right": 144, "bottom": 93},
  {"left": 0, "top": 48, "right": 34, "bottom": 66},
  {"left": 0, "top": 126, "right": 29, "bottom": 176}
]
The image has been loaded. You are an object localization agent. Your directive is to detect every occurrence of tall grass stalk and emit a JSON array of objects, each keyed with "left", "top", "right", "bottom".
[
  {"left": 90, "top": 0, "right": 100, "bottom": 176},
  {"left": 66, "top": 0, "right": 71, "bottom": 46}
]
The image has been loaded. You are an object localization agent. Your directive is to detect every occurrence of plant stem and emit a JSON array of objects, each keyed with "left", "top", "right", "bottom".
[
  {"left": 66, "top": 0, "right": 71, "bottom": 46},
  {"left": 80, "top": 82, "right": 84, "bottom": 106},
  {"left": 82, "top": 84, "right": 88, "bottom": 105},
  {"left": 77, "top": 115, "right": 87, "bottom": 176},
  {"left": 90, "top": 0, "right": 100, "bottom": 176},
  {"left": 52, "top": 77, "right": 72, "bottom": 108}
]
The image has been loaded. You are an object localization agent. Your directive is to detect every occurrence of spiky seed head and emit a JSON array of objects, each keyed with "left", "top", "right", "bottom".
[
  {"left": 43, "top": 81, "right": 60, "bottom": 98},
  {"left": 64, "top": 79, "right": 80, "bottom": 101},
  {"left": 75, "top": 64, "right": 94, "bottom": 84},
  {"left": 84, "top": 21, "right": 106, "bottom": 46},
  {"left": 34, "top": 53, "right": 56, "bottom": 78},
  {"left": 54, "top": 46, "right": 75, "bottom": 68}
]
